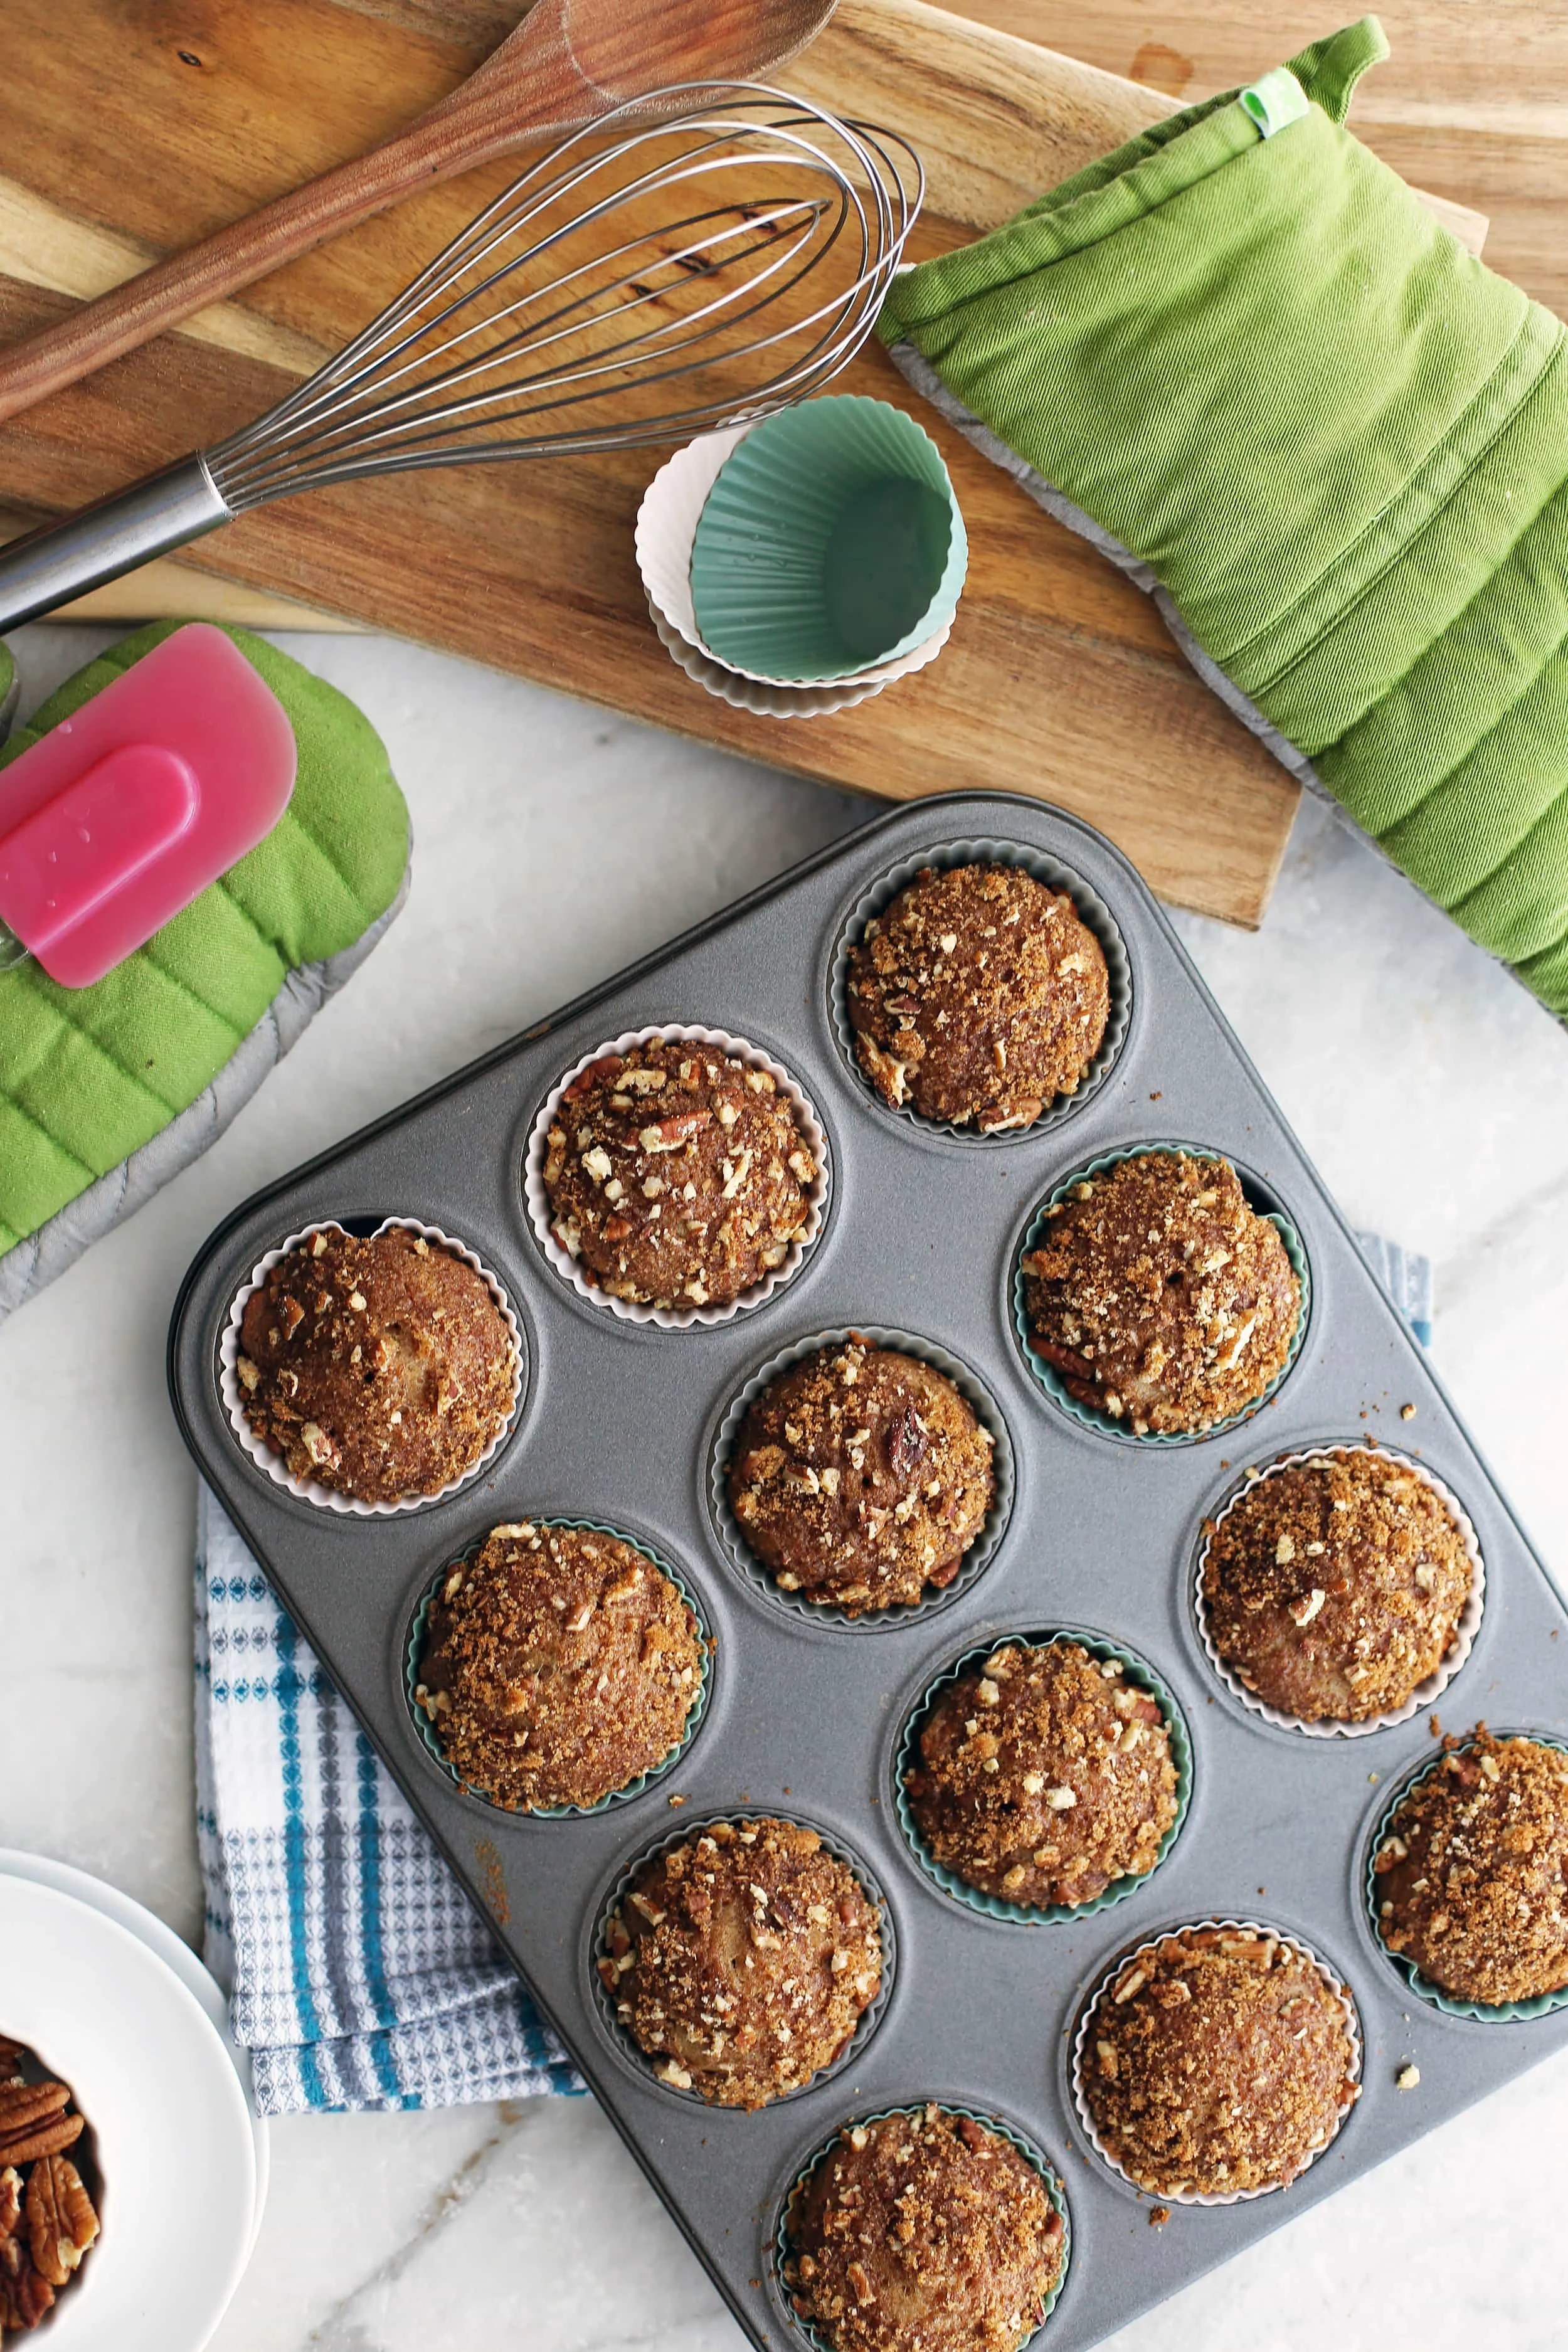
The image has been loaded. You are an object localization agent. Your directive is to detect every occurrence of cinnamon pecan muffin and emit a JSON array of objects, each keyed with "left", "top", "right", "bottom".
[
  {"left": 599, "top": 1819, "right": 881, "bottom": 2107},
  {"left": 415, "top": 1522, "right": 704, "bottom": 1810},
  {"left": 782, "top": 2104, "right": 1065, "bottom": 2352},
  {"left": 1022, "top": 1152, "right": 1300, "bottom": 1436},
  {"left": 1079, "top": 1927, "right": 1358, "bottom": 2197},
  {"left": 237, "top": 1226, "right": 517, "bottom": 1503},
  {"left": 1373, "top": 1728, "right": 1568, "bottom": 2005},
  {"left": 1202, "top": 1450, "right": 1473, "bottom": 1722},
  {"left": 728, "top": 1338, "right": 995, "bottom": 1615},
  {"left": 905, "top": 1641, "right": 1179, "bottom": 1907},
  {"left": 846, "top": 862, "right": 1109, "bottom": 1130},
  {"left": 541, "top": 1038, "right": 818, "bottom": 1311}
]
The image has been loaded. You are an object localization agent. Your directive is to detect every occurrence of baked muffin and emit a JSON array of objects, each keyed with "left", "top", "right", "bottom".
[
  {"left": 598, "top": 1819, "right": 881, "bottom": 2107},
  {"left": 904, "top": 1641, "right": 1179, "bottom": 1907},
  {"left": 783, "top": 2104, "right": 1065, "bottom": 2352},
  {"left": 1079, "top": 1927, "right": 1358, "bottom": 2198},
  {"left": 237, "top": 1226, "right": 517, "bottom": 1503},
  {"left": 1021, "top": 1152, "right": 1300, "bottom": 1436},
  {"left": 1202, "top": 1449, "right": 1473, "bottom": 1722},
  {"left": 415, "top": 1522, "right": 704, "bottom": 1810},
  {"left": 541, "top": 1039, "right": 818, "bottom": 1310},
  {"left": 727, "top": 1339, "right": 995, "bottom": 1616},
  {"left": 1374, "top": 1728, "right": 1568, "bottom": 2005},
  {"left": 846, "top": 862, "right": 1110, "bottom": 1131}
]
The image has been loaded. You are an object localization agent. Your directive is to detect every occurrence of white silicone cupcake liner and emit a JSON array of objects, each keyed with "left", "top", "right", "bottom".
[
  {"left": 404, "top": 1520, "right": 712, "bottom": 1817},
  {"left": 1195, "top": 1446, "right": 1485, "bottom": 1739},
  {"left": 648, "top": 598, "right": 950, "bottom": 718},
  {"left": 219, "top": 1218, "right": 524, "bottom": 1518},
  {"left": 636, "top": 423, "right": 954, "bottom": 708},
  {"left": 522, "top": 1025, "right": 830, "bottom": 1331},
  {"left": 709, "top": 1325, "right": 1014, "bottom": 1632},
  {"left": 1014, "top": 1143, "right": 1311, "bottom": 1447},
  {"left": 829, "top": 839, "right": 1132, "bottom": 1143},
  {"left": 771, "top": 2102, "right": 1071, "bottom": 2352},
  {"left": 1070, "top": 1918, "right": 1362, "bottom": 2206},
  {"left": 894, "top": 1629, "right": 1192, "bottom": 1924},
  {"left": 589, "top": 1811, "right": 896, "bottom": 2106},
  {"left": 1364, "top": 1729, "right": 1568, "bottom": 2023}
]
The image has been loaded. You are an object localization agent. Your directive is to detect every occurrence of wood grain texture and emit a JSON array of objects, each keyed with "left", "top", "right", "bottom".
[{"left": 13, "top": 0, "right": 1517, "bottom": 923}]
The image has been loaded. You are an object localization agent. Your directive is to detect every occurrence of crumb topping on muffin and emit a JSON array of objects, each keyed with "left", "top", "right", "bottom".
[
  {"left": 727, "top": 1340, "right": 995, "bottom": 1615},
  {"left": 1022, "top": 1152, "right": 1300, "bottom": 1435},
  {"left": 1374, "top": 1727, "right": 1568, "bottom": 2005},
  {"left": 846, "top": 862, "right": 1110, "bottom": 1131},
  {"left": 1202, "top": 1449, "right": 1473, "bottom": 1721},
  {"left": 1079, "top": 1927, "right": 1358, "bottom": 2198},
  {"left": 783, "top": 2103, "right": 1065, "bottom": 2352},
  {"left": 415, "top": 1522, "right": 704, "bottom": 1810},
  {"left": 600, "top": 1819, "right": 881, "bottom": 2108},
  {"left": 237, "top": 1226, "right": 517, "bottom": 1503},
  {"left": 541, "top": 1039, "right": 818, "bottom": 1310},
  {"left": 905, "top": 1641, "right": 1179, "bottom": 1907}
]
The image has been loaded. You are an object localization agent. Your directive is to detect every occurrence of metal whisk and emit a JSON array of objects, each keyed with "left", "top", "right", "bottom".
[{"left": 0, "top": 87, "right": 921, "bottom": 631}]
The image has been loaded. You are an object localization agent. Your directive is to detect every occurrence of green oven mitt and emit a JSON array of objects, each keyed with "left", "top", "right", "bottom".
[
  {"left": 879, "top": 17, "right": 1568, "bottom": 1017},
  {"left": 0, "top": 622, "right": 410, "bottom": 1322}
]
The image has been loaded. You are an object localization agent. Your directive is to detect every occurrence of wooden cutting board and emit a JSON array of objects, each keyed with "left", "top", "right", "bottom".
[{"left": 0, "top": 0, "right": 1485, "bottom": 923}]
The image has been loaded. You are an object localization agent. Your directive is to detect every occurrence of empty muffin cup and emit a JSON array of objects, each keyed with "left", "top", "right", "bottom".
[{"left": 688, "top": 396, "right": 967, "bottom": 685}]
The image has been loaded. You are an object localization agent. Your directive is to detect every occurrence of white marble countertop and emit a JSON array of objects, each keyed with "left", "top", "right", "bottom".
[{"left": 3, "top": 620, "right": 1565, "bottom": 2352}]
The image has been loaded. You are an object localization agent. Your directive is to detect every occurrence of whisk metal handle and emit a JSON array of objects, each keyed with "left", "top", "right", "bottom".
[{"left": 0, "top": 458, "right": 232, "bottom": 633}]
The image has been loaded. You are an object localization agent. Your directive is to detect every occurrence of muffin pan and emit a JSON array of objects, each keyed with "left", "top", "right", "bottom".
[{"left": 167, "top": 792, "right": 1568, "bottom": 2351}]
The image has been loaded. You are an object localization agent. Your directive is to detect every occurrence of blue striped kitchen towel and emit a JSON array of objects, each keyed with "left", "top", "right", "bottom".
[
  {"left": 193, "top": 1233, "right": 1429, "bottom": 2116},
  {"left": 193, "top": 1483, "right": 582, "bottom": 2116}
]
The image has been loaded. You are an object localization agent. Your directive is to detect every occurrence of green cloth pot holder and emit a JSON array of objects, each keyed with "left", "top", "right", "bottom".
[
  {"left": 879, "top": 17, "right": 1568, "bottom": 1018},
  {"left": 0, "top": 622, "right": 410, "bottom": 1322}
]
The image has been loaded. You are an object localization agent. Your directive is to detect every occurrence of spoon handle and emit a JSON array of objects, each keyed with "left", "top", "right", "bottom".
[{"left": 0, "top": 38, "right": 589, "bottom": 429}]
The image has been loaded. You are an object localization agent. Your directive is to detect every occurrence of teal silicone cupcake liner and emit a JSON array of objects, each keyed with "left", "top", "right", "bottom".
[
  {"left": 894, "top": 1629, "right": 1193, "bottom": 1926},
  {"left": 404, "top": 1518, "right": 711, "bottom": 1818},
  {"left": 827, "top": 838, "right": 1132, "bottom": 1144},
  {"left": 1012, "top": 1143, "right": 1311, "bottom": 1446},
  {"left": 1364, "top": 1729, "right": 1568, "bottom": 2023},
  {"left": 772, "top": 2102, "right": 1071, "bottom": 2352},
  {"left": 709, "top": 1325, "right": 1014, "bottom": 1633},
  {"left": 590, "top": 1811, "right": 897, "bottom": 2107},
  {"left": 690, "top": 395, "right": 968, "bottom": 686}
]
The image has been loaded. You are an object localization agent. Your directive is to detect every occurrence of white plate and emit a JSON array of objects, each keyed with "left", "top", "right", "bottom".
[
  {"left": 0, "top": 1876, "right": 257, "bottom": 2347},
  {"left": 0, "top": 1850, "right": 268, "bottom": 2252}
]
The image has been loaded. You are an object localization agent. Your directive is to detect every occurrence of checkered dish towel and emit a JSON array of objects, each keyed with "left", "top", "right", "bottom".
[
  {"left": 193, "top": 1234, "right": 1429, "bottom": 2116},
  {"left": 194, "top": 1485, "right": 581, "bottom": 2116}
]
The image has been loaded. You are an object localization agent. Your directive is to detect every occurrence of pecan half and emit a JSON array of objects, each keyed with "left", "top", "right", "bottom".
[
  {"left": 0, "top": 2252, "right": 53, "bottom": 2333},
  {"left": 26, "top": 2157, "right": 98, "bottom": 2289},
  {"left": 0, "top": 2114, "right": 82, "bottom": 2169}
]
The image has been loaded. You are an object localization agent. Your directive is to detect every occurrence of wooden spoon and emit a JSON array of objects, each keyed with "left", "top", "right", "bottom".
[{"left": 0, "top": 0, "right": 838, "bottom": 426}]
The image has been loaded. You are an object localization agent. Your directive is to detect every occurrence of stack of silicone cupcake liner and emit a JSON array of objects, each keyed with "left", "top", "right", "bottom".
[
  {"left": 220, "top": 1216, "right": 524, "bottom": 1515},
  {"left": 828, "top": 837, "right": 1133, "bottom": 1142},
  {"left": 1067, "top": 1919, "right": 1364, "bottom": 2205},
  {"left": 588, "top": 1811, "right": 898, "bottom": 2105},
  {"left": 771, "top": 2103, "right": 1071, "bottom": 2352},
  {"left": 1195, "top": 1445, "right": 1486, "bottom": 1739},
  {"left": 166, "top": 788, "right": 1568, "bottom": 2352},
  {"left": 522, "top": 1024, "right": 831, "bottom": 1332},
  {"left": 893, "top": 1629, "right": 1193, "bottom": 1925},
  {"left": 1364, "top": 1730, "right": 1568, "bottom": 2023},
  {"left": 1012, "top": 1143, "right": 1311, "bottom": 1444},
  {"left": 403, "top": 1521, "right": 712, "bottom": 1818},
  {"left": 709, "top": 1325, "right": 1015, "bottom": 1632}
]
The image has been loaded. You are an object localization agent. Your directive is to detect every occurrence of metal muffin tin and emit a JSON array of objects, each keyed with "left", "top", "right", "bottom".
[{"left": 168, "top": 792, "right": 1568, "bottom": 2351}]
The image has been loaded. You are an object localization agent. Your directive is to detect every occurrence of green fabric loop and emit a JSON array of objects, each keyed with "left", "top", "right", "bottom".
[
  {"left": 877, "top": 19, "right": 1568, "bottom": 1017},
  {"left": 0, "top": 623, "right": 410, "bottom": 1254}
]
